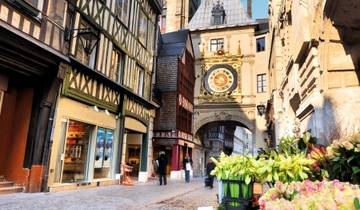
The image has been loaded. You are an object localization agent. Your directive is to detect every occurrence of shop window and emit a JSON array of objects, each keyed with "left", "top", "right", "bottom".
[
  {"left": 75, "top": 19, "right": 99, "bottom": 68},
  {"left": 94, "top": 128, "right": 114, "bottom": 179},
  {"left": 256, "top": 37, "right": 265, "bottom": 52},
  {"left": 257, "top": 73, "right": 266, "bottom": 93},
  {"left": 110, "top": 48, "right": 125, "bottom": 84},
  {"left": 47, "top": 0, "right": 67, "bottom": 27},
  {"left": 61, "top": 120, "right": 93, "bottom": 183},
  {"left": 115, "top": 0, "right": 130, "bottom": 26},
  {"left": 210, "top": 38, "right": 224, "bottom": 52},
  {"left": 138, "top": 10, "right": 148, "bottom": 46}
]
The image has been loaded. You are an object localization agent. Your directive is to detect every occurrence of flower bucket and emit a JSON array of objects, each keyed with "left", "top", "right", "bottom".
[{"left": 221, "top": 179, "right": 253, "bottom": 210}]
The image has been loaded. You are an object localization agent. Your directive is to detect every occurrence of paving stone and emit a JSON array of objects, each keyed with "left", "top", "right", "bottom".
[{"left": 0, "top": 178, "right": 219, "bottom": 210}]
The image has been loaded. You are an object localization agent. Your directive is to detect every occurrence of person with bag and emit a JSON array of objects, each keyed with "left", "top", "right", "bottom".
[
  {"left": 157, "top": 151, "right": 167, "bottom": 185},
  {"left": 206, "top": 159, "right": 216, "bottom": 188},
  {"left": 183, "top": 154, "right": 193, "bottom": 183}
]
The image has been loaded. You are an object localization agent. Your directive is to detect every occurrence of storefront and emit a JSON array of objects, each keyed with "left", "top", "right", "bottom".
[
  {"left": 47, "top": 96, "right": 119, "bottom": 191},
  {"left": 121, "top": 96, "right": 155, "bottom": 182},
  {"left": 0, "top": 25, "right": 67, "bottom": 192},
  {"left": 152, "top": 131, "right": 195, "bottom": 180}
]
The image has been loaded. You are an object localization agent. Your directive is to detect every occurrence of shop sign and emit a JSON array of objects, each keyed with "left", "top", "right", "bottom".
[
  {"left": 125, "top": 96, "right": 150, "bottom": 122},
  {"left": 178, "top": 94, "right": 193, "bottom": 113},
  {"left": 178, "top": 130, "right": 193, "bottom": 141},
  {"left": 153, "top": 130, "right": 193, "bottom": 141},
  {"left": 154, "top": 131, "right": 176, "bottom": 138}
]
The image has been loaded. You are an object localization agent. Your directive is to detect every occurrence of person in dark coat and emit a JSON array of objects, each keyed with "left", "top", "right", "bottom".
[
  {"left": 206, "top": 159, "right": 216, "bottom": 188},
  {"left": 183, "top": 155, "right": 193, "bottom": 183},
  {"left": 157, "top": 151, "right": 167, "bottom": 185}
]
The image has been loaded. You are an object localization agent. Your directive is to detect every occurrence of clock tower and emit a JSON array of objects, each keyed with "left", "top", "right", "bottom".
[{"left": 188, "top": 0, "right": 270, "bottom": 174}]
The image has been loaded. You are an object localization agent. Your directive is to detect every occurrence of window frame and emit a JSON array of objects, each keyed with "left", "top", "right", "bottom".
[
  {"left": 115, "top": 0, "right": 130, "bottom": 26},
  {"left": 209, "top": 38, "right": 224, "bottom": 52},
  {"left": 256, "top": 37, "right": 266, "bottom": 52},
  {"left": 137, "top": 67, "right": 145, "bottom": 97},
  {"left": 109, "top": 48, "right": 126, "bottom": 84},
  {"left": 138, "top": 9, "right": 148, "bottom": 47},
  {"left": 47, "top": 0, "right": 67, "bottom": 27},
  {"left": 257, "top": 73, "right": 267, "bottom": 93}
]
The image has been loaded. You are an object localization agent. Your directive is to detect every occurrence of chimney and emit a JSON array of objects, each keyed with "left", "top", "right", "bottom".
[{"left": 247, "top": 0, "right": 252, "bottom": 18}]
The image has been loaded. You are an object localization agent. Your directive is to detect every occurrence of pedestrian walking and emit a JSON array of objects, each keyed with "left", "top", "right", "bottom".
[
  {"left": 205, "top": 159, "right": 216, "bottom": 188},
  {"left": 157, "top": 151, "right": 167, "bottom": 185},
  {"left": 183, "top": 155, "right": 193, "bottom": 183}
]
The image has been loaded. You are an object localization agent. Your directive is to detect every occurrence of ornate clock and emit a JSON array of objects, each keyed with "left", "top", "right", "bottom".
[{"left": 204, "top": 64, "right": 237, "bottom": 93}]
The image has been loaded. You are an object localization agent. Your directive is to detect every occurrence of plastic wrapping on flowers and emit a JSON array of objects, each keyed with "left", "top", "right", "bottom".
[{"left": 259, "top": 180, "right": 360, "bottom": 210}]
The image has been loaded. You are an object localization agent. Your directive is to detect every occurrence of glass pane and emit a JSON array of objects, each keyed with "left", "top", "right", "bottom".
[
  {"left": 138, "top": 70, "right": 144, "bottom": 96},
  {"left": 62, "top": 120, "right": 92, "bottom": 183},
  {"left": 138, "top": 11, "right": 147, "bottom": 46},
  {"left": 122, "top": 0, "right": 129, "bottom": 25},
  {"left": 48, "top": 0, "right": 66, "bottom": 26},
  {"left": 54, "top": 120, "right": 68, "bottom": 183},
  {"left": 94, "top": 128, "right": 113, "bottom": 179}
]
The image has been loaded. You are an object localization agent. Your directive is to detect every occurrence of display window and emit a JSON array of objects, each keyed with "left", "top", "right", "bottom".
[
  {"left": 62, "top": 120, "right": 93, "bottom": 183},
  {"left": 94, "top": 128, "right": 114, "bottom": 178},
  {"left": 53, "top": 119, "right": 116, "bottom": 184}
]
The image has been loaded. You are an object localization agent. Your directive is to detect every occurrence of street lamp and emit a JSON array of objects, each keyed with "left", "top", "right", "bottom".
[
  {"left": 64, "top": 27, "right": 98, "bottom": 55},
  {"left": 256, "top": 104, "right": 266, "bottom": 116}
]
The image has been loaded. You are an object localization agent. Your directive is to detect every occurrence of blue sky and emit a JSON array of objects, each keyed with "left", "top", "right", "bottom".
[
  {"left": 241, "top": 0, "right": 268, "bottom": 19},
  {"left": 252, "top": 0, "right": 268, "bottom": 19}
]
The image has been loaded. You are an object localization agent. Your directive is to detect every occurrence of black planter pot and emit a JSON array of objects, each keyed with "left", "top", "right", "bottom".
[{"left": 221, "top": 179, "right": 254, "bottom": 210}]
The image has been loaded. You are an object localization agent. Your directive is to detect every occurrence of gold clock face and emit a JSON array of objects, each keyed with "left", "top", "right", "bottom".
[{"left": 208, "top": 68, "right": 234, "bottom": 92}]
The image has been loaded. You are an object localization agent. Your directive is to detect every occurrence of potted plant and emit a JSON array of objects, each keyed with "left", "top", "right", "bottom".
[{"left": 211, "top": 153, "right": 260, "bottom": 210}]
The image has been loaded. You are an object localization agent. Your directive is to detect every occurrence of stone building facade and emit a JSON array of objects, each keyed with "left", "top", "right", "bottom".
[
  {"left": 153, "top": 29, "right": 196, "bottom": 179},
  {"left": 159, "top": 0, "right": 201, "bottom": 33},
  {"left": 266, "top": 0, "right": 360, "bottom": 145},
  {"left": 189, "top": 0, "right": 270, "bottom": 176}
]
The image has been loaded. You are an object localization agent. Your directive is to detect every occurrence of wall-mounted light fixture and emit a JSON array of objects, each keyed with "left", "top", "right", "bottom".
[
  {"left": 256, "top": 104, "right": 266, "bottom": 116},
  {"left": 105, "top": 109, "right": 110, "bottom": 116},
  {"left": 64, "top": 27, "right": 98, "bottom": 55},
  {"left": 93, "top": 105, "right": 99, "bottom": 112}
]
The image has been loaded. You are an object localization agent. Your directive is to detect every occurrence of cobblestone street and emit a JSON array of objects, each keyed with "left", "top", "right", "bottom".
[{"left": 0, "top": 179, "right": 218, "bottom": 210}]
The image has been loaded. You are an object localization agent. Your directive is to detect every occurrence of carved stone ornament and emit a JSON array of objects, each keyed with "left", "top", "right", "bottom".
[{"left": 214, "top": 111, "right": 232, "bottom": 121}]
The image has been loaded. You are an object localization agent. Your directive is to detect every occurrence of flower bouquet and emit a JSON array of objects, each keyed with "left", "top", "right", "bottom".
[{"left": 259, "top": 180, "right": 360, "bottom": 210}]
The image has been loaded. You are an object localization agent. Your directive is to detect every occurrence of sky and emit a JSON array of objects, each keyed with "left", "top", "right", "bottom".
[
  {"left": 252, "top": 0, "right": 268, "bottom": 19},
  {"left": 241, "top": 0, "right": 269, "bottom": 19}
]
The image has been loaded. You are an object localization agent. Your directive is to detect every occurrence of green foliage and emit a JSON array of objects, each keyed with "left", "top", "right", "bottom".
[
  {"left": 325, "top": 133, "right": 360, "bottom": 184},
  {"left": 354, "top": 197, "right": 360, "bottom": 210},
  {"left": 256, "top": 153, "right": 314, "bottom": 184}
]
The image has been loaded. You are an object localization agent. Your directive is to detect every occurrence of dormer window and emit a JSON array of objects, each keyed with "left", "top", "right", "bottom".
[{"left": 211, "top": 0, "right": 225, "bottom": 25}]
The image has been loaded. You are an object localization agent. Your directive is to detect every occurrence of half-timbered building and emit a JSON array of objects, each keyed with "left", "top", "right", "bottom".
[
  {"left": 45, "top": 0, "right": 161, "bottom": 191},
  {"left": 153, "top": 29, "right": 195, "bottom": 180},
  {"left": 0, "top": 0, "right": 70, "bottom": 193},
  {"left": 0, "top": 0, "right": 161, "bottom": 193}
]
